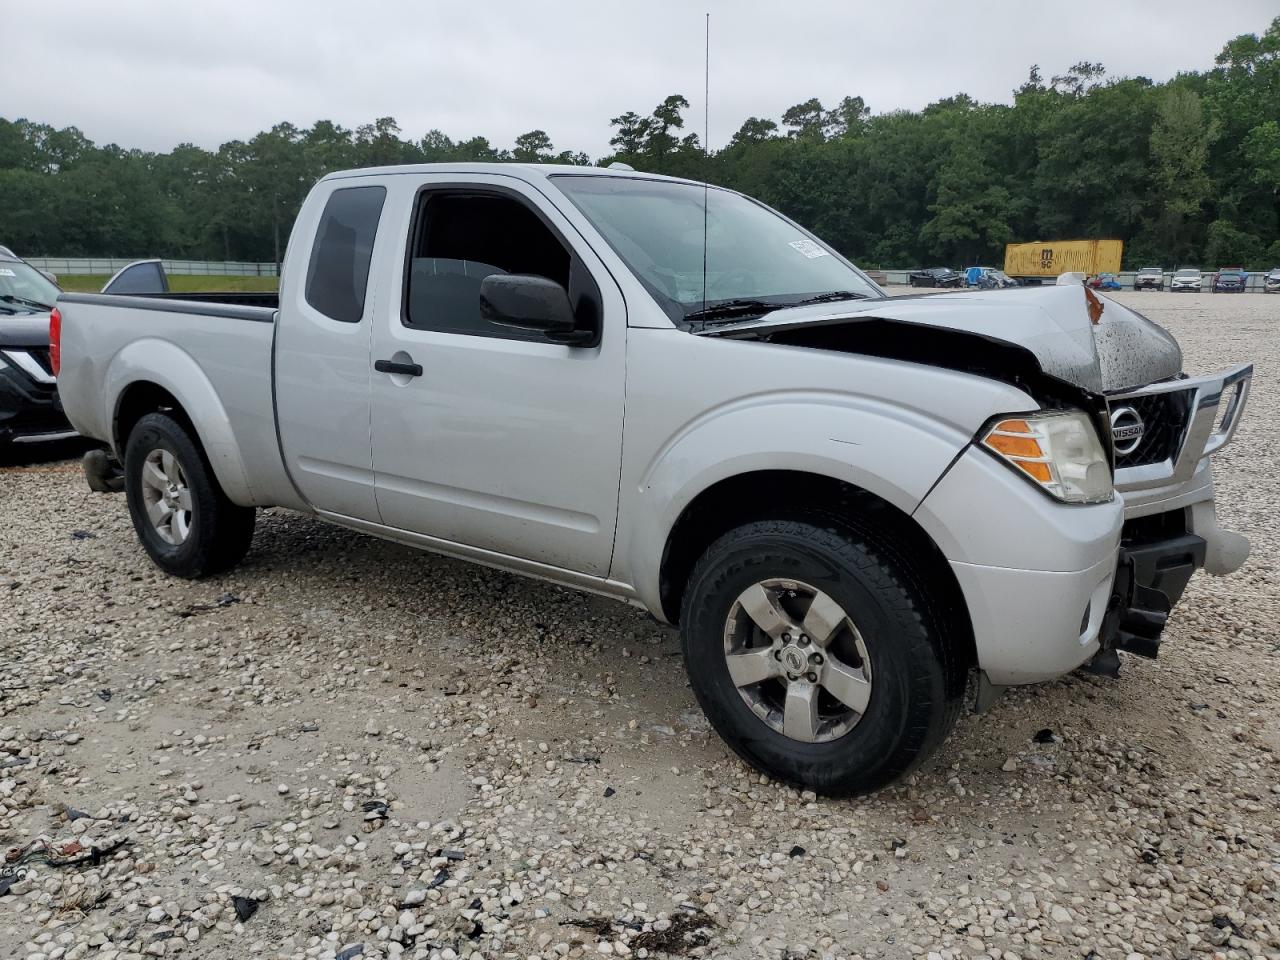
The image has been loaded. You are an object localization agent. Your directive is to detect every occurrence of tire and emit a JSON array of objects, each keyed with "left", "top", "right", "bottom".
[
  {"left": 124, "top": 412, "right": 255, "bottom": 578},
  {"left": 679, "top": 518, "right": 961, "bottom": 796}
]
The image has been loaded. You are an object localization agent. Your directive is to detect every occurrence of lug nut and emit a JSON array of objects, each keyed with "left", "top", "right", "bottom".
[
  {"left": 773, "top": 649, "right": 783, "bottom": 661},
  {"left": 797, "top": 635, "right": 810, "bottom": 647},
  {"left": 809, "top": 652, "right": 823, "bottom": 666},
  {"left": 782, "top": 633, "right": 792, "bottom": 643},
  {"left": 806, "top": 672, "right": 818, "bottom": 683}
]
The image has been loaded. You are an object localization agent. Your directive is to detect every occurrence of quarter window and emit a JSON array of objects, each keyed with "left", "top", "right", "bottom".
[{"left": 305, "top": 185, "right": 386, "bottom": 323}]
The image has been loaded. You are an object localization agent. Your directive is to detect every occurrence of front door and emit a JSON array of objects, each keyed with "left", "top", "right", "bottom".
[{"left": 368, "top": 174, "right": 626, "bottom": 576}]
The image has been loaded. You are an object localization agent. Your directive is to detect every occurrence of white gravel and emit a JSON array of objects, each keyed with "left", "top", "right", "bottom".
[{"left": 1, "top": 291, "right": 1277, "bottom": 960}]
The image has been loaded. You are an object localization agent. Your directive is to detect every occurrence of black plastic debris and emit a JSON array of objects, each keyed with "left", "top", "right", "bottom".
[
  {"left": 232, "top": 896, "right": 260, "bottom": 922},
  {"left": 96, "top": 689, "right": 112, "bottom": 702},
  {"left": 0, "top": 876, "right": 13, "bottom": 898},
  {"left": 603, "top": 787, "right": 616, "bottom": 798},
  {"left": 335, "top": 946, "right": 364, "bottom": 960},
  {"left": 300, "top": 722, "right": 319, "bottom": 733},
  {"left": 361, "top": 799, "right": 389, "bottom": 827},
  {"left": 63, "top": 806, "right": 92, "bottom": 822},
  {"left": 789, "top": 845, "right": 806, "bottom": 858},
  {"left": 1212, "top": 915, "right": 1244, "bottom": 937},
  {"left": 176, "top": 593, "right": 241, "bottom": 618},
  {"left": 1033, "top": 728, "right": 1057, "bottom": 744},
  {"left": 70, "top": 530, "right": 97, "bottom": 541},
  {"left": 427, "top": 868, "right": 449, "bottom": 889}
]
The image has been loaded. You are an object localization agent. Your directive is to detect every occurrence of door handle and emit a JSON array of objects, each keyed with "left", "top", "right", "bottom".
[{"left": 374, "top": 359, "right": 423, "bottom": 377}]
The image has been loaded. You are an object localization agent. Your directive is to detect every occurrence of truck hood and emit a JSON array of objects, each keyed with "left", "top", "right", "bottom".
[{"left": 700, "top": 285, "right": 1181, "bottom": 394}]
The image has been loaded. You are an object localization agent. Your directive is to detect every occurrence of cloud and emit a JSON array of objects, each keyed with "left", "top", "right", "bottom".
[{"left": 6, "top": 0, "right": 1274, "bottom": 158}]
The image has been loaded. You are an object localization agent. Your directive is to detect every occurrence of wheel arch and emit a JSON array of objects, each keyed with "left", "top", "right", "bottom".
[
  {"left": 657, "top": 469, "right": 976, "bottom": 692},
  {"left": 105, "top": 339, "right": 256, "bottom": 504}
]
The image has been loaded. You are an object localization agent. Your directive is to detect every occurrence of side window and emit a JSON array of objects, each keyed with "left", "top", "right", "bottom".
[
  {"left": 403, "top": 192, "right": 598, "bottom": 341},
  {"left": 305, "top": 185, "right": 386, "bottom": 323}
]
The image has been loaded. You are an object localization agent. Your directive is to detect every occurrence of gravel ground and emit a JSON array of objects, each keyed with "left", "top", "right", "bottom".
[{"left": 0, "top": 291, "right": 1276, "bottom": 960}]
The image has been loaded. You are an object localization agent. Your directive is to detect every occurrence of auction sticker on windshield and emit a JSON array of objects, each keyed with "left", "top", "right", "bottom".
[
  {"left": 788, "top": 239, "right": 829, "bottom": 259},
  {"left": 0, "top": 269, "right": 15, "bottom": 276}
]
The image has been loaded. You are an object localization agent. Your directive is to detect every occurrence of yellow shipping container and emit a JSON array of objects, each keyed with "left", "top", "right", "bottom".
[{"left": 1004, "top": 239, "right": 1124, "bottom": 278}]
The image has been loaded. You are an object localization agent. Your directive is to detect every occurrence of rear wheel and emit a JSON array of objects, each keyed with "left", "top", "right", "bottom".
[
  {"left": 679, "top": 518, "right": 961, "bottom": 795},
  {"left": 124, "top": 412, "right": 255, "bottom": 578}
]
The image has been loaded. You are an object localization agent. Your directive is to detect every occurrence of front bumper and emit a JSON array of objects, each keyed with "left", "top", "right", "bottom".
[
  {"left": 913, "top": 445, "right": 1124, "bottom": 686},
  {"left": 0, "top": 349, "right": 74, "bottom": 443}
]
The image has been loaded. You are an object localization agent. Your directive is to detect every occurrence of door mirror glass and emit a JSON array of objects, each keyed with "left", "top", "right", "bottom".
[{"left": 479, "top": 274, "right": 589, "bottom": 344}]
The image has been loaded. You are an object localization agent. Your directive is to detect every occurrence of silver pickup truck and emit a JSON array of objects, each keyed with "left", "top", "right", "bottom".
[{"left": 54, "top": 164, "right": 1252, "bottom": 794}]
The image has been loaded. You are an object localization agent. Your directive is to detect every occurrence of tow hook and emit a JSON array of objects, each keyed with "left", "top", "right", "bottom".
[{"left": 83, "top": 449, "right": 124, "bottom": 493}]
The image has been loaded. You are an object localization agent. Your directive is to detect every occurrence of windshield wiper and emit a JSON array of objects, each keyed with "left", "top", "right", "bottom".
[
  {"left": 792, "top": 291, "right": 869, "bottom": 306},
  {"left": 682, "top": 299, "right": 778, "bottom": 327},
  {"left": 0, "top": 294, "right": 53, "bottom": 311}
]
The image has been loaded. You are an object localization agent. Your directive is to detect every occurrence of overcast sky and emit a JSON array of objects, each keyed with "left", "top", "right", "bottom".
[{"left": 8, "top": 1, "right": 1276, "bottom": 158}]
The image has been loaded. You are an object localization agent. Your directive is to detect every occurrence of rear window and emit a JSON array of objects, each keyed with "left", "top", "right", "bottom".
[{"left": 305, "top": 185, "right": 387, "bottom": 323}]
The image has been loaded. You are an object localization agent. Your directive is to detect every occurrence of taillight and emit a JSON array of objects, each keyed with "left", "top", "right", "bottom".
[{"left": 49, "top": 306, "right": 61, "bottom": 376}]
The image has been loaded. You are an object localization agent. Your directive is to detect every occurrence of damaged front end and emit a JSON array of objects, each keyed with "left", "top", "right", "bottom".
[{"left": 700, "top": 283, "right": 1251, "bottom": 680}]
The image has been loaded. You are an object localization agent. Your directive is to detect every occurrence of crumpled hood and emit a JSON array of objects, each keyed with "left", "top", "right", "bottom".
[{"left": 704, "top": 285, "right": 1181, "bottom": 393}]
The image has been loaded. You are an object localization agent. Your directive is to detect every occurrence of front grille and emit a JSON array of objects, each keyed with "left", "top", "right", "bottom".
[{"left": 1112, "top": 389, "right": 1194, "bottom": 468}]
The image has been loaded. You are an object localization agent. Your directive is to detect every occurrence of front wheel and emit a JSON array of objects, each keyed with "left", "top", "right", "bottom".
[
  {"left": 124, "top": 412, "right": 255, "bottom": 578},
  {"left": 679, "top": 519, "right": 961, "bottom": 795}
]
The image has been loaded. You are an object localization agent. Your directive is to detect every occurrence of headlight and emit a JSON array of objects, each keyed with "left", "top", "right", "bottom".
[{"left": 981, "top": 411, "right": 1113, "bottom": 503}]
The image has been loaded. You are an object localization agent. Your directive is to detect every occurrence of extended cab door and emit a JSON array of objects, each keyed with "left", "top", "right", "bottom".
[
  {"left": 275, "top": 181, "right": 388, "bottom": 520},
  {"left": 367, "top": 173, "right": 626, "bottom": 576}
]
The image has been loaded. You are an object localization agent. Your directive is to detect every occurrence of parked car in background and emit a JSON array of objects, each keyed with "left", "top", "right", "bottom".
[
  {"left": 1212, "top": 269, "right": 1247, "bottom": 293},
  {"left": 1134, "top": 267, "right": 1164, "bottom": 291},
  {"left": 1088, "top": 273, "right": 1122, "bottom": 291},
  {"left": 0, "top": 251, "right": 74, "bottom": 446},
  {"left": 964, "top": 266, "right": 991, "bottom": 287},
  {"left": 1265, "top": 268, "right": 1280, "bottom": 294},
  {"left": 977, "top": 269, "right": 1017, "bottom": 289},
  {"left": 908, "top": 267, "right": 962, "bottom": 288},
  {"left": 1171, "top": 268, "right": 1203, "bottom": 292},
  {"left": 55, "top": 162, "right": 1253, "bottom": 795}
]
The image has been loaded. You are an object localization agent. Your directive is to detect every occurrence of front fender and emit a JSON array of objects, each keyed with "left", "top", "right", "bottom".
[
  {"left": 104, "top": 338, "right": 256, "bottom": 505},
  {"left": 620, "top": 392, "right": 976, "bottom": 616}
]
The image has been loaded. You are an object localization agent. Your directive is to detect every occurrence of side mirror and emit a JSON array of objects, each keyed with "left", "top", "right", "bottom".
[{"left": 479, "top": 274, "right": 593, "bottom": 345}]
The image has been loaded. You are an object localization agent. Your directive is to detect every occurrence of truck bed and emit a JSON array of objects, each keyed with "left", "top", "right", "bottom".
[{"left": 54, "top": 291, "right": 302, "bottom": 511}]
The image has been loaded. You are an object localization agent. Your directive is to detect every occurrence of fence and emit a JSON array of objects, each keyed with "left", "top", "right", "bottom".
[{"left": 25, "top": 257, "right": 278, "bottom": 277}]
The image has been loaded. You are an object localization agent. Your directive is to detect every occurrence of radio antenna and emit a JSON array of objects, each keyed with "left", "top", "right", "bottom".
[{"left": 701, "top": 11, "right": 710, "bottom": 320}]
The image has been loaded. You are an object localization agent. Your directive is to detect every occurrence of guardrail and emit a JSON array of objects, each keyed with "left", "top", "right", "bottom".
[{"left": 25, "top": 258, "right": 278, "bottom": 277}]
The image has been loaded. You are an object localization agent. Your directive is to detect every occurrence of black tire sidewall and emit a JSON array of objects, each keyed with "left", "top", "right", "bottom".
[
  {"left": 681, "top": 521, "right": 949, "bottom": 795},
  {"left": 124, "top": 414, "right": 222, "bottom": 577}
]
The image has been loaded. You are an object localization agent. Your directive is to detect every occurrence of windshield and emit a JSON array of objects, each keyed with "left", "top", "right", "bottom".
[
  {"left": 1139, "top": 267, "right": 1160, "bottom": 273},
  {"left": 552, "top": 175, "right": 882, "bottom": 325},
  {"left": 1176, "top": 269, "right": 1199, "bottom": 277},
  {"left": 0, "top": 260, "right": 59, "bottom": 312}
]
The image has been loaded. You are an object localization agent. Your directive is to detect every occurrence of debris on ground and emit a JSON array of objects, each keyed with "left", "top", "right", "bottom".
[
  {"left": 631, "top": 912, "right": 714, "bottom": 955},
  {"left": 175, "top": 592, "right": 240, "bottom": 617},
  {"left": 232, "top": 896, "right": 260, "bottom": 922}
]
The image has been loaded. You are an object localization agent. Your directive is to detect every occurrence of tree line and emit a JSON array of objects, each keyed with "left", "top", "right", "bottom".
[{"left": 2, "top": 17, "right": 1277, "bottom": 270}]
